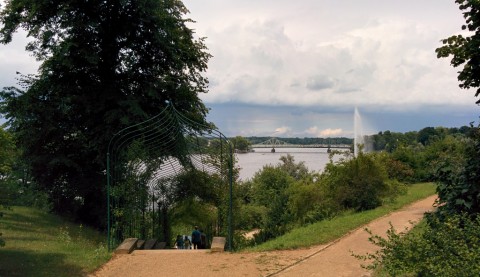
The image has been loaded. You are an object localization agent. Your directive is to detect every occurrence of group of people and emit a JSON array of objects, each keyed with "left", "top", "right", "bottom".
[{"left": 174, "top": 226, "right": 207, "bottom": 249}]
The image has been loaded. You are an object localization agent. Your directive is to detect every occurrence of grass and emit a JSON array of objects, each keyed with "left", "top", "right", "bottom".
[
  {"left": 246, "top": 182, "right": 436, "bottom": 251},
  {"left": 0, "top": 206, "right": 111, "bottom": 277}
]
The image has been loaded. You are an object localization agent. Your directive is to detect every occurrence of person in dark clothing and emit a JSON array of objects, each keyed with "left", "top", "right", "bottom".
[
  {"left": 191, "top": 226, "right": 201, "bottom": 249},
  {"left": 184, "top": 235, "right": 191, "bottom": 249},
  {"left": 200, "top": 229, "right": 207, "bottom": 249},
  {"left": 175, "top": 234, "right": 184, "bottom": 249}
]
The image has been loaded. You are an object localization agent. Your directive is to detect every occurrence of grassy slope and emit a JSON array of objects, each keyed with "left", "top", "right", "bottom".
[
  {"left": 0, "top": 206, "right": 111, "bottom": 277},
  {"left": 248, "top": 182, "right": 436, "bottom": 251}
]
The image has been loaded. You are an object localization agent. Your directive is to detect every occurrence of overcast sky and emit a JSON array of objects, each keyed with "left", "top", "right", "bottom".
[{"left": 1, "top": 0, "right": 479, "bottom": 137}]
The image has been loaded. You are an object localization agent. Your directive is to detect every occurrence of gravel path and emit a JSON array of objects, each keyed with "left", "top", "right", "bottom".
[{"left": 91, "top": 195, "right": 437, "bottom": 277}]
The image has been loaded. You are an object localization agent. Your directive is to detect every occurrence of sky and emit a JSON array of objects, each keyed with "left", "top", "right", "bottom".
[{"left": 0, "top": 0, "right": 479, "bottom": 138}]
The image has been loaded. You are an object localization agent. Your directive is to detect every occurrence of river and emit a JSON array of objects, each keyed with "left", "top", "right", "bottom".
[{"left": 235, "top": 147, "right": 347, "bottom": 181}]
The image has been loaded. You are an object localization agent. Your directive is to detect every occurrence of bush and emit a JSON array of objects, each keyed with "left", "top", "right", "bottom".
[
  {"left": 322, "top": 152, "right": 390, "bottom": 211},
  {"left": 234, "top": 204, "right": 266, "bottom": 230},
  {"left": 357, "top": 213, "right": 480, "bottom": 276},
  {"left": 287, "top": 179, "right": 339, "bottom": 225},
  {"left": 431, "top": 128, "right": 480, "bottom": 216},
  {"left": 251, "top": 166, "right": 295, "bottom": 240}
]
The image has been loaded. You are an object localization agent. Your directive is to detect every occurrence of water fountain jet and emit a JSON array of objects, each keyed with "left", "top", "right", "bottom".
[{"left": 354, "top": 107, "right": 364, "bottom": 157}]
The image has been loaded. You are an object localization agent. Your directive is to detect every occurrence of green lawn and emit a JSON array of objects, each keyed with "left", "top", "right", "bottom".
[
  {"left": 247, "top": 182, "right": 436, "bottom": 251},
  {"left": 0, "top": 206, "right": 111, "bottom": 277}
]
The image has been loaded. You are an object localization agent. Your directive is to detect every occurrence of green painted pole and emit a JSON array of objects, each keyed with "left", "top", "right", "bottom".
[
  {"left": 107, "top": 152, "right": 111, "bottom": 251},
  {"left": 228, "top": 142, "right": 233, "bottom": 251}
]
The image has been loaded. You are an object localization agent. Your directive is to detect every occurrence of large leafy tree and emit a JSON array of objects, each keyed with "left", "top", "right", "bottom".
[
  {"left": 0, "top": 0, "right": 211, "bottom": 227},
  {"left": 436, "top": 0, "right": 480, "bottom": 103},
  {"left": 435, "top": 0, "right": 480, "bottom": 216}
]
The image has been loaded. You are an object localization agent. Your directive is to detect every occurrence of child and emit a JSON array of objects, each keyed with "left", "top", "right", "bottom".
[
  {"left": 174, "top": 234, "right": 184, "bottom": 249},
  {"left": 184, "top": 235, "right": 191, "bottom": 249}
]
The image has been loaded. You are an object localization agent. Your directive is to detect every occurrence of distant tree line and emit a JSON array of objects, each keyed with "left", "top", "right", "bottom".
[
  {"left": 245, "top": 136, "right": 353, "bottom": 145},
  {"left": 367, "top": 125, "right": 473, "bottom": 152}
]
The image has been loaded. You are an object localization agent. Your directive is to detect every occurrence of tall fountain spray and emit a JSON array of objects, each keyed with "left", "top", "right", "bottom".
[{"left": 354, "top": 107, "right": 364, "bottom": 157}]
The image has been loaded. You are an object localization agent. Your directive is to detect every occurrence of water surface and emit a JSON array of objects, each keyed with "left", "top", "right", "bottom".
[{"left": 235, "top": 147, "right": 345, "bottom": 181}]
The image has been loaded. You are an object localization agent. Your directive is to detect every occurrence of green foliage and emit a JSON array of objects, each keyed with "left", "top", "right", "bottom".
[
  {"left": 417, "top": 126, "right": 442, "bottom": 146},
  {"left": 436, "top": 0, "right": 480, "bottom": 104},
  {"left": 0, "top": 125, "right": 15, "bottom": 177},
  {"left": 278, "top": 154, "right": 310, "bottom": 180},
  {"left": 249, "top": 183, "right": 436, "bottom": 252},
  {"left": 287, "top": 177, "right": 338, "bottom": 225},
  {"left": 0, "top": 126, "right": 15, "bottom": 247},
  {"left": 370, "top": 126, "right": 470, "bottom": 154},
  {"left": 323, "top": 152, "right": 390, "bottom": 211},
  {"left": 377, "top": 151, "right": 415, "bottom": 183},
  {"left": 251, "top": 165, "right": 294, "bottom": 240},
  {"left": 371, "top": 130, "right": 406, "bottom": 152},
  {"left": 359, "top": 213, "right": 480, "bottom": 276},
  {"left": 234, "top": 204, "right": 266, "bottom": 230},
  {"left": 236, "top": 151, "right": 412, "bottom": 247},
  {"left": 0, "top": 0, "right": 211, "bottom": 228},
  {"left": 432, "top": 126, "right": 480, "bottom": 215},
  {"left": 230, "top": 136, "right": 251, "bottom": 152}
]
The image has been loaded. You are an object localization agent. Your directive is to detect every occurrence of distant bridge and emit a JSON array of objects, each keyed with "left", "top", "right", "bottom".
[{"left": 250, "top": 138, "right": 351, "bottom": 150}]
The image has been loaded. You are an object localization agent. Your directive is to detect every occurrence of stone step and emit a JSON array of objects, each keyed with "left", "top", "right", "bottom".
[
  {"left": 210, "top": 237, "right": 226, "bottom": 252},
  {"left": 114, "top": 238, "right": 138, "bottom": 254},
  {"left": 155, "top": 241, "right": 167, "bottom": 249},
  {"left": 144, "top": 238, "right": 158, "bottom": 249},
  {"left": 136, "top": 239, "right": 145, "bottom": 250}
]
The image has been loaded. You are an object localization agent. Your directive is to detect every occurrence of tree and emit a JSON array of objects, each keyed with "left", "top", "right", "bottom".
[
  {"left": 322, "top": 152, "right": 390, "bottom": 211},
  {"left": 0, "top": 125, "right": 15, "bottom": 181},
  {"left": 278, "top": 154, "right": 310, "bottom": 180},
  {"left": 436, "top": 0, "right": 480, "bottom": 103},
  {"left": 0, "top": 125, "right": 16, "bottom": 247},
  {"left": 417, "top": 127, "right": 438, "bottom": 146},
  {"left": 230, "top": 136, "right": 251, "bottom": 152},
  {"left": 0, "top": 0, "right": 211, "bottom": 227},
  {"left": 435, "top": 0, "right": 480, "bottom": 215},
  {"left": 251, "top": 166, "right": 294, "bottom": 240},
  {"left": 431, "top": 128, "right": 480, "bottom": 216}
]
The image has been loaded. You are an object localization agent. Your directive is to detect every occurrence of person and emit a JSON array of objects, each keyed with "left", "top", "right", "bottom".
[
  {"left": 199, "top": 229, "right": 207, "bottom": 249},
  {"left": 191, "top": 226, "right": 201, "bottom": 249},
  {"left": 184, "top": 235, "right": 191, "bottom": 249},
  {"left": 174, "top": 234, "right": 184, "bottom": 249}
]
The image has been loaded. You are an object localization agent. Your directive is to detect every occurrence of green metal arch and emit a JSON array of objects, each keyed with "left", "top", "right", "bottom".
[{"left": 106, "top": 102, "right": 233, "bottom": 251}]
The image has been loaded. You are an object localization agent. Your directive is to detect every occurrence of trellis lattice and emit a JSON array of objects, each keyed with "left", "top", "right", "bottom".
[{"left": 106, "top": 103, "right": 233, "bottom": 251}]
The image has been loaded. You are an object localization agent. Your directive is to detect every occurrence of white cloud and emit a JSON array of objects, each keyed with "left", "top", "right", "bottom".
[
  {"left": 2, "top": 0, "right": 477, "bottom": 136},
  {"left": 306, "top": 126, "right": 347, "bottom": 138},
  {"left": 274, "top": 126, "right": 291, "bottom": 136},
  {"left": 187, "top": 1, "right": 475, "bottom": 111},
  {"left": 0, "top": 31, "right": 39, "bottom": 88}
]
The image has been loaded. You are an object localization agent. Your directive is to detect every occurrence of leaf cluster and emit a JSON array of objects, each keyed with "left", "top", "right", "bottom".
[
  {"left": 436, "top": 0, "right": 480, "bottom": 103},
  {"left": 357, "top": 213, "right": 480, "bottom": 276}
]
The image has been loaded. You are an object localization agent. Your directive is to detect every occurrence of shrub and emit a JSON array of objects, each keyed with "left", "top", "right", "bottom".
[
  {"left": 322, "top": 152, "right": 389, "bottom": 211},
  {"left": 287, "top": 179, "right": 339, "bottom": 225},
  {"left": 234, "top": 204, "right": 266, "bottom": 230},
  {"left": 251, "top": 166, "right": 295, "bottom": 240},
  {"left": 432, "top": 128, "right": 480, "bottom": 216},
  {"left": 357, "top": 213, "right": 480, "bottom": 276}
]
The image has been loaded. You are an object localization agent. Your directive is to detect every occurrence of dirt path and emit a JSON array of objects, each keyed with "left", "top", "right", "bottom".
[{"left": 91, "top": 195, "right": 437, "bottom": 277}]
